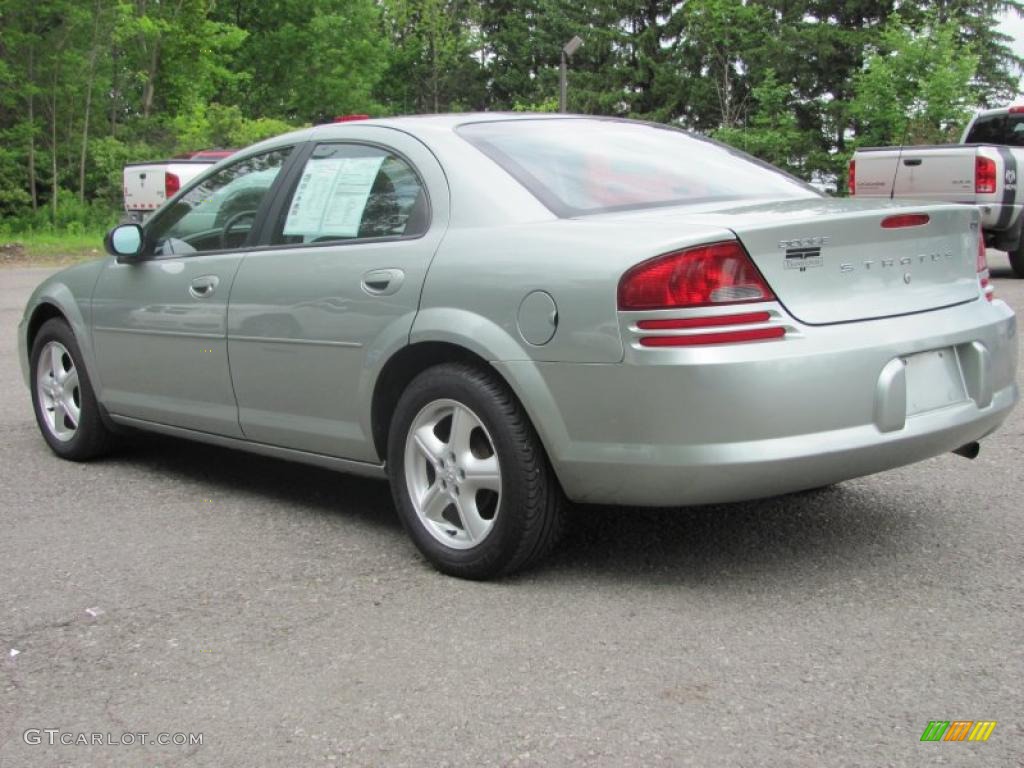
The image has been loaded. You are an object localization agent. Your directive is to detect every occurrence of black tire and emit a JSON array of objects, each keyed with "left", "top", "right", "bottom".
[
  {"left": 387, "top": 362, "right": 565, "bottom": 579},
  {"left": 1009, "top": 245, "right": 1024, "bottom": 278},
  {"left": 29, "top": 318, "right": 115, "bottom": 461}
]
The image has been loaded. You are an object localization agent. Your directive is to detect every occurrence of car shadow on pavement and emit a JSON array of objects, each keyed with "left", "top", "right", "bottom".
[
  {"left": 540, "top": 485, "right": 921, "bottom": 584},
  {"left": 112, "top": 432, "right": 925, "bottom": 586},
  {"left": 119, "top": 432, "right": 400, "bottom": 531}
]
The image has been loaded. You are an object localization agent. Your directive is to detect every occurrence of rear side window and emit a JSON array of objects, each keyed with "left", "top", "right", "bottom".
[
  {"left": 965, "top": 114, "right": 1024, "bottom": 146},
  {"left": 273, "top": 143, "right": 429, "bottom": 245},
  {"left": 457, "top": 118, "right": 818, "bottom": 217}
]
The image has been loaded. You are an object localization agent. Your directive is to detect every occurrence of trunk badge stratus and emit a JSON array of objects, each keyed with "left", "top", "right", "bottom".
[
  {"left": 779, "top": 236, "right": 829, "bottom": 271},
  {"left": 839, "top": 251, "right": 954, "bottom": 274}
]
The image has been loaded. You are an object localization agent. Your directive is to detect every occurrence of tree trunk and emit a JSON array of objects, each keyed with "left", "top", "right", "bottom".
[
  {"left": 51, "top": 94, "right": 58, "bottom": 224},
  {"left": 142, "top": 39, "right": 160, "bottom": 118},
  {"left": 110, "top": 44, "right": 119, "bottom": 139},
  {"left": 80, "top": 7, "right": 102, "bottom": 203},
  {"left": 27, "top": 45, "right": 38, "bottom": 211}
]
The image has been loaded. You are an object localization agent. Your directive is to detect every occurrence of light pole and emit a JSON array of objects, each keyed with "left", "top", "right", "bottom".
[{"left": 559, "top": 35, "right": 583, "bottom": 113}]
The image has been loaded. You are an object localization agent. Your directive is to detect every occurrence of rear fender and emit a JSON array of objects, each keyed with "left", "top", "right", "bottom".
[{"left": 409, "top": 307, "right": 573, "bottom": 469}]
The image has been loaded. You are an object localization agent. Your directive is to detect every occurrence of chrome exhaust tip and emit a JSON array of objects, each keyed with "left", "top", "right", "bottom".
[{"left": 952, "top": 442, "right": 980, "bottom": 460}]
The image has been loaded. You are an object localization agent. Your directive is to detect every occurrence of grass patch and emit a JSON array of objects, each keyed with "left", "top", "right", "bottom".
[{"left": 0, "top": 228, "right": 110, "bottom": 267}]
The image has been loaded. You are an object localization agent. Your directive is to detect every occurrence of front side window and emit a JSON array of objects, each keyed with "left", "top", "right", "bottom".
[
  {"left": 273, "top": 144, "right": 429, "bottom": 245},
  {"left": 147, "top": 148, "right": 292, "bottom": 256},
  {"left": 457, "top": 118, "right": 819, "bottom": 216}
]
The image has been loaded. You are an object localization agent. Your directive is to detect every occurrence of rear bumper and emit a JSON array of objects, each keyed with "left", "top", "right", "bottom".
[{"left": 497, "top": 298, "right": 1018, "bottom": 506}]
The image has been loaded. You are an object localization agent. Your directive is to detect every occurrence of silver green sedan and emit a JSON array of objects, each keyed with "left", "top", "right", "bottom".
[{"left": 17, "top": 115, "right": 1019, "bottom": 579}]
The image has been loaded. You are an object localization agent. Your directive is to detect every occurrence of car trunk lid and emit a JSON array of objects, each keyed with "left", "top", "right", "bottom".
[{"left": 602, "top": 198, "right": 982, "bottom": 325}]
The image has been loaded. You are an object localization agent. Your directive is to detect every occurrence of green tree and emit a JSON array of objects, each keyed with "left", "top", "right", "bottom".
[
  {"left": 212, "top": 0, "right": 390, "bottom": 122},
  {"left": 713, "top": 69, "right": 817, "bottom": 177},
  {"left": 850, "top": 13, "right": 981, "bottom": 148},
  {"left": 379, "top": 0, "right": 485, "bottom": 113}
]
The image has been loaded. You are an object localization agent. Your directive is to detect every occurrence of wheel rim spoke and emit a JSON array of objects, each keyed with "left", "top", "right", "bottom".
[
  {"left": 413, "top": 427, "right": 445, "bottom": 466},
  {"left": 463, "top": 455, "right": 500, "bottom": 493},
  {"left": 447, "top": 404, "right": 475, "bottom": 459},
  {"left": 62, "top": 396, "right": 80, "bottom": 429},
  {"left": 457, "top": 497, "right": 489, "bottom": 543},
  {"left": 419, "top": 482, "right": 449, "bottom": 524},
  {"left": 50, "top": 344, "right": 65, "bottom": 382}
]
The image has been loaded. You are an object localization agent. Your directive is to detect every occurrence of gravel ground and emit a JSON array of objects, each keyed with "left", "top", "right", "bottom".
[{"left": 0, "top": 256, "right": 1021, "bottom": 767}]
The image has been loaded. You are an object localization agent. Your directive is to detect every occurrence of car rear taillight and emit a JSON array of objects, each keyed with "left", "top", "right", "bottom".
[
  {"left": 975, "top": 156, "right": 996, "bottom": 194},
  {"left": 618, "top": 241, "right": 775, "bottom": 310},
  {"left": 977, "top": 236, "right": 994, "bottom": 302},
  {"left": 618, "top": 241, "right": 770, "bottom": 311},
  {"left": 619, "top": 241, "right": 785, "bottom": 347},
  {"left": 848, "top": 159, "right": 856, "bottom": 195},
  {"left": 1009, "top": 105, "right": 1024, "bottom": 114},
  {"left": 165, "top": 172, "right": 180, "bottom": 199}
]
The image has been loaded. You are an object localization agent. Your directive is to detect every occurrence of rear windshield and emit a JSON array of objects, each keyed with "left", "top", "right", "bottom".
[
  {"left": 457, "top": 118, "right": 818, "bottom": 217},
  {"left": 964, "top": 113, "right": 1024, "bottom": 146}
]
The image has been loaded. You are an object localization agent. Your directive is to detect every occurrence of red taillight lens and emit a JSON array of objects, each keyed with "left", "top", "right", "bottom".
[
  {"left": 617, "top": 241, "right": 774, "bottom": 310},
  {"left": 165, "top": 172, "right": 180, "bottom": 199},
  {"left": 975, "top": 156, "right": 996, "bottom": 194},
  {"left": 848, "top": 159, "right": 856, "bottom": 195},
  {"left": 977, "top": 235, "right": 994, "bottom": 302},
  {"left": 881, "top": 213, "right": 930, "bottom": 228}
]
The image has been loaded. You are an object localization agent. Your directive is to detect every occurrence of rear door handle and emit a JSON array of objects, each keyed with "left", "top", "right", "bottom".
[
  {"left": 189, "top": 275, "right": 219, "bottom": 299},
  {"left": 361, "top": 268, "right": 405, "bottom": 296},
  {"left": 903, "top": 158, "right": 922, "bottom": 166}
]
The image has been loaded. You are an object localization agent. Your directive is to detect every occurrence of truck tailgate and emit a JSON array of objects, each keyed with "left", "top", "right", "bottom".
[
  {"left": 123, "top": 163, "right": 167, "bottom": 213},
  {"left": 892, "top": 147, "right": 977, "bottom": 202},
  {"left": 855, "top": 146, "right": 978, "bottom": 203}
]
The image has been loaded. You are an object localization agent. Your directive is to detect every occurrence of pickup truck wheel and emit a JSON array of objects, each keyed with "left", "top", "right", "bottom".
[
  {"left": 30, "top": 318, "right": 115, "bottom": 461},
  {"left": 1008, "top": 245, "right": 1024, "bottom": 278},
  {"left": 387, "top": 362, "right": 565, "bottom": 580}
]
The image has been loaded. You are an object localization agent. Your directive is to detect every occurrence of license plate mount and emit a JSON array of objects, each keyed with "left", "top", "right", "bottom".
[{"left": 903, "top": 347, "right": 967, "bottom": 416}]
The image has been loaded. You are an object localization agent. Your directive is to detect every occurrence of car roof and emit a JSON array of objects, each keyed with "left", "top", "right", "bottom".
[
  {"left": 234, "top": 112, "right": 603, "bottom": 159},
  {"left": 329, "top": 112, "right": 588, "bottom": 129}
]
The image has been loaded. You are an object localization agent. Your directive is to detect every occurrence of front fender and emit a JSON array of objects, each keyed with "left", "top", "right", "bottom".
[{"left": 20, "top": 260, "right": 106, "bottom": 392}]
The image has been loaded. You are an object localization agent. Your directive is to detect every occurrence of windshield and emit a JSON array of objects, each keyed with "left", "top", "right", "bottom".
[{"left": 457, "top": 118, "right": 819, "bottom": 217}]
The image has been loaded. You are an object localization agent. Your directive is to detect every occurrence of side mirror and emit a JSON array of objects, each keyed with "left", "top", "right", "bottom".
[{"left": 104, "top": 224, "right": 144, "bottom": 263}]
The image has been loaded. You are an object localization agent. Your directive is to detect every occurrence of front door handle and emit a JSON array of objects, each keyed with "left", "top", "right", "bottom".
[
  {"left": 361, "top": 268, "right": 405, "bottom": 296},
  {"left": 189, "top": 275, "right": 220, "bottom": 299}
]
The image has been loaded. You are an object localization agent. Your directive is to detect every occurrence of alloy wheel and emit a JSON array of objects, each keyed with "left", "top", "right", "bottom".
[
  {"left": 36, "top": 341, "right": 81, "bottom": 442},
  {"left": 403, "top": 398, "right": 502, "bottom": 549}
]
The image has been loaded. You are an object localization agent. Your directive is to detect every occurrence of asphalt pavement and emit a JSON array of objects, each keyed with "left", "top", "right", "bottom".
[{"left": 0, "top": 256, "right": 1021, "bottom": 767}]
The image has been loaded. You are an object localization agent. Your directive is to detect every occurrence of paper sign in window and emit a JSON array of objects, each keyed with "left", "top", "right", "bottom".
[{"left": 283, "top": 156, "right": 385, "bottom": 239}]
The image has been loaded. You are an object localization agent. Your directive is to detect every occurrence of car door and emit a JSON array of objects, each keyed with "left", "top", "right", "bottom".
[
  {"left": 227, "top": 128, "right": 449, "bottom": 462},
  {"left": 91, "top": 146, "right": 297, "bottom": 436}
]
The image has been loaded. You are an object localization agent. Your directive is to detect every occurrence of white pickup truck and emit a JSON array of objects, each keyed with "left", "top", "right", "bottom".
[
  {"left": 850, "top": 106, "right": 1024, "bottom": 277},
  {"left": 122, "top": 149, "right": 234, "bottom": 223}
]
